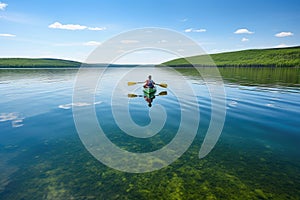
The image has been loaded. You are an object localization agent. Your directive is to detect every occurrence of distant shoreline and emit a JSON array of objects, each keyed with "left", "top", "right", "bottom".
[{"left": 1, "top": 46, "right": 299, "bottom": 68}]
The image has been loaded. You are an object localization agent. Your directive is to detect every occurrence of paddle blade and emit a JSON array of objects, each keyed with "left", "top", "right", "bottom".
[
  {"left": 128, "top": 94, "right": 138, "bottom": 98},
  {"left": 128, "top": 82, "right": 137, "bottom": 86},
  {"left": 158, "top": 91, "right": 167, "bottom": 96},
  {"left": 158, "top": 83, "right": 168, "bottom": 88}
]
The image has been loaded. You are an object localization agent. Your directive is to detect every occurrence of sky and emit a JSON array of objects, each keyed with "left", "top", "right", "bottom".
[{"left": 0, "top": 0, "right": 299, "bottom": 64}]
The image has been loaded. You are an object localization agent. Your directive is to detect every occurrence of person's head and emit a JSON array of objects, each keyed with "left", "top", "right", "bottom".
[{"left": 148, "top": 75, "right": 152, "bottom": 80}]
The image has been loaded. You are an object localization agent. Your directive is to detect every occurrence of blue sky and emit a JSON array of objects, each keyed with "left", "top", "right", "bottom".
[{"left": 0, "top": 0, "right": 299, "bottom": 63}]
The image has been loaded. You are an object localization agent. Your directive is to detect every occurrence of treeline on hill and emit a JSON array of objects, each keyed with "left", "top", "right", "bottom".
[
  {"left": 162, "top": 46, "right": 300, "bottom": 67},
  {"left": 0, "top": 58, "right": 81, "bottom": 68}
]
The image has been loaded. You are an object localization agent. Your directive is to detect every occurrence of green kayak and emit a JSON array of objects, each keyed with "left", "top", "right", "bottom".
[{"left": 143, "top": 87, "right": 157, "bottom": 94}]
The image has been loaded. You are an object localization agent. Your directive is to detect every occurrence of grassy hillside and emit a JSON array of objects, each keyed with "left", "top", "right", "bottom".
[
  {"left": 162, "top": 46, "right": 300, "bottom": 67},
  {"left": 0, "top": 58, "right": 81, "bottom": 68}
]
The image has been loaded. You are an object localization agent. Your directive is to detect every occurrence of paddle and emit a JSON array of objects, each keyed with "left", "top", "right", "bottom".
[
  {"left": 127, "top": 81, "right": 144, "bottom": 86},
  {"left": 128, "top": 91, "right": 167, "bottom": 98},
  {"left": 157, "top": 83, "right": 168, "bottom": 88},
  {"left": 157, "top": 91, "right": 167, "bottom": 96},
  {"left": 127, "top": 82, "right": 168, "bottom": 88},
  {"left": 128, "top": 93, "right": 140, "bottom": 98}
]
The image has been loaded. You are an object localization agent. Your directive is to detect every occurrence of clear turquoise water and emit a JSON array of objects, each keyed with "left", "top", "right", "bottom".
[{"left": 0, "top": 67, "right": 299, "bottom": 199}]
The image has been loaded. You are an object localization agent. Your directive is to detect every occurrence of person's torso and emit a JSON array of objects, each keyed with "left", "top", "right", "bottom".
[{"left": 147, "top": 80, "right": 154, "bottom": 87}]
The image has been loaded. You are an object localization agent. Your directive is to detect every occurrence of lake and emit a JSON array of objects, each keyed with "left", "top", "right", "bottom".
[{"left": 0, "top": 67, "right": 299, "bottom": 199}]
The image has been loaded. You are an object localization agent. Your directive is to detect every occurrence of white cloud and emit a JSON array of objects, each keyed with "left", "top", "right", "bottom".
[
  {"left": 120, "top": 40, "right": 139, "bottom": 44},
  {"left": 49, "top": 22, "right": 86, "bottom": 30},
  {"left": 275, "top": 32, "right": 293, "bottom": 38},
  {"left": 241, "top": 37, "right": 249, "bottom": 42},
  {"left": 184, "top": 28, "right": 206, "bottom": 33},
  {"left": 0, "top": 33, "right": 15, "bottom": 37},
  {"left": 234, "top": 28, "right": 254, "bottom": 34},
  {"left": 0, "top": 2, "right": 7, "bottom": 10},
  {"left": 83, "top": 41, "right": 101, "bottom": 46},
  {"left": 53, "top": 41, "right": 102, "bottom": 46},
  {"left": 194, "top": 29, "right": 206, "bottom": 32},
  {"left": 87, "top": 27, "right": 106, "bottom": 31},
  {"left": 48, "top": 22, "right": 106, "bottom": 31}
]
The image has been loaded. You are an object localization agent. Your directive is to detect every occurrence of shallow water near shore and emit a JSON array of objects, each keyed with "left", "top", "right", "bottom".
[{"left": 0, "top": 67, "right": 299, "bottom": 199}]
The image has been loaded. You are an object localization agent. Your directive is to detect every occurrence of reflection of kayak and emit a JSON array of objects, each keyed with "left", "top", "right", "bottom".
[
  {"left": 143, "top": 92, "right": 156, "bottom": 99},
  {"left": 143, "top": 87, "right": 157, "bottom": 94}
]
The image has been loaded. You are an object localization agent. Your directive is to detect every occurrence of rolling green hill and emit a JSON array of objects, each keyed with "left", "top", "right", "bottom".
[
  {"left": 162, "top": 46, "right": 300, "bottom": 67},
  {"left": 0, "top": 58, "right": 81, "bottom": 68}
]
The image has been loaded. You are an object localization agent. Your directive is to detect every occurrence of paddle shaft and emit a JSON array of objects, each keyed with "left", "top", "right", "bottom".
[{"left": 128, "top": 81, "right": 167, "bottom": 88}]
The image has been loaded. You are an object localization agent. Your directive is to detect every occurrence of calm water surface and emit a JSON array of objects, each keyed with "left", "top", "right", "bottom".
[{"left": 0, "top": 67, "right": 299, "bottom": 199}]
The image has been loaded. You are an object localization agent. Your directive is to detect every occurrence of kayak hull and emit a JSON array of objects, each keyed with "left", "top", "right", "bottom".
[{"left": 143, "top": 87, "right": 157, "bottom": 94}]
